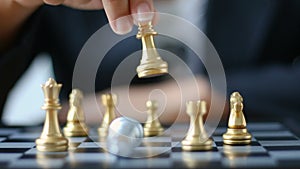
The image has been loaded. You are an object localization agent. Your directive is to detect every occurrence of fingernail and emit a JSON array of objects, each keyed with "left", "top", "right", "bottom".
[
  {"left": 114, "top": 16, "right": 133, "bottom": 35},
  {"left": 136, "top": 3, "right": 154, "bottom": 23}
]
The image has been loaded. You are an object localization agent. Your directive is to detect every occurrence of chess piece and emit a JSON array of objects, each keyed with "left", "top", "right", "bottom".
[
  {"left": 181, "top": 100, "right": 213, "bottom": 151},
  {"left": 98, "top": 93, "right": 117, "bottom": 137},
  {"left": 63, "top": 89, "right": 89, "bottom": 137},
  {"left": 106, "top": 117, "right": 143, "bottom": 157},
  {"left": 223, "top": 92, "right": 252, "bottom": 145},
  {"left": 35, "top": 78, "right": 68, "bottom": 151},
  {"left": 143, "top": 100, "right": 164, "bottom": 137},
  {"left": 136, "top": 22, "right": 168, "bottom": 78}
]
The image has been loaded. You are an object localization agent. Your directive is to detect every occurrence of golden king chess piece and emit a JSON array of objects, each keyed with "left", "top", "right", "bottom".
[
  {"left": 35, "top": 78, "right": 68, "bottom": 152},
  {"left": 136, "top": 22, "right": 168, "bottom": 78},
  {"left": 63, "top": 89, "right": 89, "bottom": 137},
  {"left": 223, "top": 92, "right": 252, "bottom": 145},
  {"left": 143, "top": 100, "right": 164, "bottom": 137},
  {"left": 181, "top": 100, "right": 213, "bottom": 151},
  {"left": 98, "top": 93, "right": 117, "bottom": 137}
]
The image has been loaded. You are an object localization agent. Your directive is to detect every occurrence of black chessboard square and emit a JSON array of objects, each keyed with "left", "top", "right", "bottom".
[
  {"left": 255, "top": 136, "right": 298, "bottom": 141},
  {"left": 0, "top": 148, "right": 30, "bottom": 153},
  {"left": 3, "top": 138, "right": 36, "bottom": 142},
  {"left": 264, "top": 145, "right": 300, "bottom": 151},
  {"left": 20, "top": 153, "right": 68, "bottom": 159},
  {"left": 74, "top": 147, "right": 105, "bottom": 153},
  {"left": 215, "top": 141, "right": 260, "bottom": 147}
]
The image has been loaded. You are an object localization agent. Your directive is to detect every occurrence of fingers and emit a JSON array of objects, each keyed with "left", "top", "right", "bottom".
[
  {"left": 130, "top": 0, "right": 154, "bottom": 25},
  {"left": 102, "top": 0, "right": 155, "bottom": 35},
  {"left": 102, "top": 0, "right": 133, "bottom": 35}
]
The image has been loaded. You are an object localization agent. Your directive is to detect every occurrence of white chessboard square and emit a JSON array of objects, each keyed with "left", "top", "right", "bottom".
[
  {"left": 0, "top": 153, "right": 23, "bottom": 162},
  {"left": 0, "top": 129, "right": 20, "bottom": 136},
  {"left": 259, "top": 140, "right": 300, "bottom": 146},
  {"left": 9, "top": 159, "right": 64, "bottom": 168},
  {"left": 251, "top": 131, "right": 294, "bottom": 137},
  {"left": 222, "top": 157, "right": 276, "bottom": 168},
  {"left": 117, "top": 158, "right": 172, "bottom": 168},
  {"left": 0, "top": 142, "right": 35, "bottom": 148},
  {"left": 66, "top": 153, "right": 116, "bottom": 163},
  {"left": 218, "top": 146, "right": 267, "bottom": 153},
  {"left": 9, "top": 133, "right": 40, "bottom": 139},
  {"left": 269, "top": 151, "right": 300, "bottom": 160},
  {"left": 24, "top": 148, "right": 68, "bottom": 155},
  {"left": 0, "top": 137, "right": 6, "bottom": 142},
  {"left": 78, "top": 142, "right": 101, "bottom": 148},
  {"left": 171, "top": 151, "right": 221, "bottom": 162}
]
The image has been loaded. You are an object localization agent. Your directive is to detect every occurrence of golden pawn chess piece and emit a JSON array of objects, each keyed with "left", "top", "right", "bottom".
[
  {"left": 143, "top": 100, "right": 164, "bottom": 137},
  {"left": 181, "top": 100, "right": 213, "bottom": 151},
  {"left": 136, "top": 22, "right": 168, "bottom": 78},
  {"left": 35, "top": 78, "right": 68, "bottom": 152},
  {"left": 63, "top": 89, "right": 89, "bottom": 137},
  {"left": 223, "top": 92, "right": 252, "bottom": 145},
  {"left": 98, "top": 93, "right": 117, "bottom": 137}
]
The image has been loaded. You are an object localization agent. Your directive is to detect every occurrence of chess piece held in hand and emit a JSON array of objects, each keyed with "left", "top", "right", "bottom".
[
  {"left": 136, "top": 22, "right": 168, "bottom": 78},
  {"left": 143, "top": 100, "right": 164, "bottom": 137},
  {"left": 35, "top": 78, "right": 68, "bottom": 152},
  {"left": 63, "top": 89, "right": 89, "bottom": 137},
  {"left": 98, "top": 93, "right": 117, "bottom": 137},
  {"left": 181, "top": 100, "right": 213, "bottom": 151},
  {"left": 223, "top": 92, "right": 252, "bottom": 145}
]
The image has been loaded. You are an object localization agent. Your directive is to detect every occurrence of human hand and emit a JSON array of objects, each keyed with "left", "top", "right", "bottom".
[{"left": 14, "top": 0, "right": 155, "bottom": 34}]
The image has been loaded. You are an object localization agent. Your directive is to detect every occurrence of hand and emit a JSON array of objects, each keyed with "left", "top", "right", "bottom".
[{"left": 14, "top": 0, "right": 155, "bottom": 34}]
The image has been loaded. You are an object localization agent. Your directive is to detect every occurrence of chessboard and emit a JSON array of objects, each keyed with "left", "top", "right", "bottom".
[{"left": 0, "top": 122, "right": 300, "bottom": 169}]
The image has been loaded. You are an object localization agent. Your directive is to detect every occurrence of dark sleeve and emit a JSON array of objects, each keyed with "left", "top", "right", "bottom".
[
  {"left": 226, "top": 63, "right": 300, "bottom": 119},
  {"left": 0, "top": 7, "right": 45, "bottom": 121}
]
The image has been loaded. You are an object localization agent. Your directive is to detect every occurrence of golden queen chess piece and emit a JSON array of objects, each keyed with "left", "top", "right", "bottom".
[
  {"left": 63, "top": 89, "right": 89, "bottom": 137},
  {"left": 98, "top": 93, "right": 117, "bottom": 137},
  {"left": 223, "top": 92, "right": 252, "bottom": 145},
  {"left": 143, "top": 100, "right": 164, "bottom": 137},
  {"left": 181, "top": 100, "right": 213, "bottom": 151},
  {"left": 136, "top": 22, "right": 168, "bottom": 78},
  {"left": 35, "top": 78, "right": 68, "bottom": 152}
]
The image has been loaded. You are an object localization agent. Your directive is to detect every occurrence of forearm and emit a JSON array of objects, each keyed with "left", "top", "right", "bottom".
[{"left": 0, "top": 1, "right": 40, "bottom": 51}]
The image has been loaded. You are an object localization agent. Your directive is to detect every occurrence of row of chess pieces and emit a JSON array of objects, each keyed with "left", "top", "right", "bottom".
[{"left": 35, "top": 78, "right": 252, "bottom": 152}]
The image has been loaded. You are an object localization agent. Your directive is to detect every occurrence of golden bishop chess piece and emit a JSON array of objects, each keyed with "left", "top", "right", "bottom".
[
  {"left": 223, "top": 92, "right": 252, "bottom": 145},
  {"left": 35, "top": 78, "right": 68, "bottom": 152},
  {"left": 181, "top": 100, "right": 213, "bottom": 151},
  {"left": 136, "top": 22, "right": 168, "bottom": 78},
  {"left": 98, "top": 93, "right": 117, "bottom": 137},
  {"left": 143, "top": 100, "right": 164, "bottom": 137},
  {"left": 63, "top": 89, "right": 89, "bottom": 137}
]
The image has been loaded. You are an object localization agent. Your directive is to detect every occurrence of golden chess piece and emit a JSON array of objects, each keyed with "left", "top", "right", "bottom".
[
  {"left": 181, "top": 100, "right": 213, "bottom": 151},
  {"left": 98, "top": 93, "right": 117, "bottom": 137},
  {"left": 223, "top": 92, "right": 252, "bottom": 145},
  {"left": 35, "top": 78, "right": 68, "bottom": 152},
  {"left": 136, "top": 22, "right": 168, "bottom": 78},
  {"left": 143, "top": 100, "right": 164, "bottom": 137},
  {"left": 63, "top": 89, "right": 89, "bottom": 137}
]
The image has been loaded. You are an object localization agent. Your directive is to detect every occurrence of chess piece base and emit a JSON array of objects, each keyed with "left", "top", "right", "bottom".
[
  {"left": 36, "top": 137, "right": 68, "bottom": 152},
  {"left": 223, "top": 128, "right": 252, "bottom": 145},
  {"left": 137, "top": 66, "right": 168, "bottom": 78},
  {"left": 63, "top": 124, "right": 88, "bottom": 137},
  {"left": 181, "top": 138, "right": 213, "bottom": 151},
  {"left": 144, "top": 127, "right": 164, "bottom": 137}
]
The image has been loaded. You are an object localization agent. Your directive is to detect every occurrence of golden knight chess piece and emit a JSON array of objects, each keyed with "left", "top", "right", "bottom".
[
  {"left": 35, "top": 78, "right": 68, "bottom": 152},
  {"left": 136, "top": 22, "right": 168, "bottom": 78},
  {"left": 181, "top": 100, "right": 213, "bottom": 151},
  {"left": 98, "top": 93, "right": 117, "bottom": 137},
  {"left": 143, "top": 100, "right": 164, "bottom": 137},
  {"left": 63, "top": 89, "right": 89, "bottom": 137},
  {"left": 223, "top": 92, "right": 252, "bottom": 145}
]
